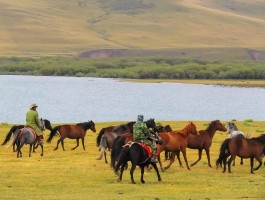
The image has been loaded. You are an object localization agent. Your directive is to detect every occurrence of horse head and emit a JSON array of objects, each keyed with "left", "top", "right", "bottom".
[
  {"left": 43, "top": 119, "right": 53, "bottom": 131},
  {"left": 214, "top": 120, "right": 227, "bottom": 132},
  {"left": 40, "top": 118, "right": 46, "bottom": 131},
  {"left": 145, "top": 118, "right": 156, "bottom": 129},
  {"left": 89, "top": 120, "right": 96, "bottom": 133},
  {"left": 227, "top": 122, "right": 238, "bottom": 133},
  {"left": 187, "top": 121, "right": 198, "bottom": 135}
]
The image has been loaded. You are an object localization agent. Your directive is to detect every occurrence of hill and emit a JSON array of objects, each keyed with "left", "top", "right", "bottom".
[{"left": 0, "top": 0, "right": 265, "bottom": 58}]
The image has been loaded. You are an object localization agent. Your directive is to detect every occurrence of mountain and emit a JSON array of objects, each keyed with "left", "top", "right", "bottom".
[{"left": 1, "top": 0, "right": 265, "bottom": 58}]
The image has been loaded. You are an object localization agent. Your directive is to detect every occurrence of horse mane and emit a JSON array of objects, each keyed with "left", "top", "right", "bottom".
[
  {"left": 205, "top": 120, "right": 219, "bottom": 132},
  {"left": 252, "top": 134, "right": 265, "bottom": 143}
]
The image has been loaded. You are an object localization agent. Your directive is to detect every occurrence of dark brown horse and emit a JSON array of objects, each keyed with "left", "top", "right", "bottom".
[
  {"left": 216, "top": 134, "right": 265, "bottom": 174},
  {"left": 179, "top": 120, "right": 227, "bottom": 168},
  {"left": 155, "top": 122, "right": 198, "bottom": 171},
  {"left": 46, "top": 120, "right": 96, "bottom": 151},
  {"left": 96, "top": 119, "right": 156, "bottom": 163}
]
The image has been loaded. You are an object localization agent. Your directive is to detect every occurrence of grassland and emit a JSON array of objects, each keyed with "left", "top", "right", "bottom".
[
  {"left": 0, "top": 0, "right": 265, "bottom": 56},
  {"left": 0, "top": 121, "right": 265, "bottom": 199}
]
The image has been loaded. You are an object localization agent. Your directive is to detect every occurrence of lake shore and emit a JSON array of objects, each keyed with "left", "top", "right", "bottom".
[{"left": 125, "top": 79, "right": 265, "bottom": 88}]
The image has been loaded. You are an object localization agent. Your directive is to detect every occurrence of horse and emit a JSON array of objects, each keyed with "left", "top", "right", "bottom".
[
  {"left": 216, "top": 134, "right": 265, "bottom": 174},
  {"left": 154, "top": 124, "right": 173, "bottom": 161},
  {"left": 2, "top": 119, "right": 53, "bottom": 152},
  {"left": 181, "top": 120, "right": 227, "bottom": 168},
  {"left": 96, "top": 119, "right": 156, "bottom": 163},
  {"left": 155, "top": 122, "right": 198, "bottom": 171},
  {"left": 46, "top": 120, "right": 96, "bottom": 151},
  {"left": 113, "top": 131, "right": 162, "bottom": 184},
  {"left": 7, "top": 119, "right": 47, "bottom": 158},
  {"left": 227, "top": 121, "right": 245, "bottom": 165}
]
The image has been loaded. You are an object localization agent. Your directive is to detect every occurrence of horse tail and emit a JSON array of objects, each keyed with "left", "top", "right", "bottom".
[
  {"left": 114, "top": 143, "right": 130, "bottom": 173},
  {"left": 216, "top": 138, "right": 230, "bottom": 168},
  {"left": 111, "top": 136, "right": 126, "bottom": 169},
  {"left": 96, "top": 128, "right": 105, "bottom": 147},
  {"left": 7, "top": 129, "right": 20, "bottom": 148},
  {"left": 46, "top": 126, "right": 61, "bottom": 143},
  {"left": 2, "top": 126, "right": 18, "bottom": 145}
]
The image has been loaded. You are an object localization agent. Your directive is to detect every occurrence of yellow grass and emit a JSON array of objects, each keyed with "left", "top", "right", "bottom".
[
  {"left": 0, "top": 121, "right": 265, "bottom": 199},
  {"left": 0, "top": 0, "right": 265, "bottom": 55}
]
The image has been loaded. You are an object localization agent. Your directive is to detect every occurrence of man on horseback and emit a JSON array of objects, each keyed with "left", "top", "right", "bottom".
[
  {"left": 133, "top": 114, "right": 158, "bottom": 163},
  {"left": 26, "top": 104, "right": 44, "bottom": 145}
]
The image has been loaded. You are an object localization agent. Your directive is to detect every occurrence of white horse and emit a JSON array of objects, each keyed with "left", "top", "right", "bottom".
[
  {"left": 227, "top": 122, "right": 245, "bottom": 165},
  {"left": 227, "top": 122, "right": 245, "bottom": 138}
]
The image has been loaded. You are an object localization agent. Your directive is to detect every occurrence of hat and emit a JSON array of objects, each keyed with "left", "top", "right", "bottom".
[
  {"left": 30, "top": 103, "right": 38, "bottom": 109},
  {"left": 137, "top": 114, "right": 144, "bottom": 122}
]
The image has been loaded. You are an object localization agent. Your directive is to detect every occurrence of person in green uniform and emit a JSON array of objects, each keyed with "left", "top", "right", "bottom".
[
  {"left": 26, "top": 103, "right": 43, "bottom": 144},
  {"left": 133, "top": 114, "right": 158, "bottom": 163}
]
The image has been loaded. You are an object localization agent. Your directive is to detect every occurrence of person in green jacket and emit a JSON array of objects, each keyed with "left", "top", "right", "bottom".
[
  {"left": 133, "top": 114, "right": 158, "bottom": 163},
  {"left": 26, "top": 103, "right": 43, "bottom": 144}
]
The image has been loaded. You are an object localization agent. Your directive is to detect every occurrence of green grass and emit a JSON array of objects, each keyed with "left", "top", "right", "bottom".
[{"left": 1, "top": 121, "right": 265, "bottom": 199}]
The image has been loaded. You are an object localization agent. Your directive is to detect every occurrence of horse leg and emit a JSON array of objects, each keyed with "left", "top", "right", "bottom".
[
  {"left": 104, "top": 150, "right": 108, "bottom": 164},
  {"left": 81, "top": 137, "right": 85, "bottom": 150},
  {"left": 240, "top": 158, "right": 244, "bottom": 165},
  {"left": 164, "top": 152, "right": 176, "bottom": 170},
  {"left": 227, "top": 155, "right": 235, "bottom": 173},
  {"left": 157, "top": 154, "right": 164, "bottom": 172},
  {"left": 205, "top": 148, "right": 212, "bottom": 168},
  {"left": 17, "top": 143, "right": 24, "bottom": 158},
  {"left": 150, "top": 163, "right": 162, "bottom": 182},
  {"left": 130, "top": 163, "right": 137, "bottom": 184},
  {"left": 117, "top": 163, "right": 126, "bottom": 183},
  {"left": 61, "top": 139, "right": 65, "bottom": 151},
  {"left": 176, "top": 151, "right": 183, "bottom": 168},
  {"left": 54, "top": 139, "right": 61, "bottom": 150},
  {"left": 140, "top": 166, "right": 145, "bottom": 184},
  {"left": 190, "top": 149, "right": 202, "bottom": 167},
  {"left": 40, "top": 143, "right": 44, "bottom": 156},
  {"left": 29, "top": 144, "right": 32, "bottom": 157},
  {"left": 181, "top": 150, "right": 190, "bottom": 170},
  {"left": 71, "top": 139, "right": 79, "bottom": 150},
  {"left": 253, "top": 156, "right": 262, "bottom": 172}
]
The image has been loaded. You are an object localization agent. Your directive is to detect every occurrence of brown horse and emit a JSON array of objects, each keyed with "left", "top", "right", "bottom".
[
  {"left": 46, "top": 120, "right": 96, "bottom": 151},
  {"left": 216, "top": 134, "right": 265, "bottom": 174},
  {"left": 155, "top": 122, "right": 198, "bottom": 171},
  {"left": 96, "top": 119, "right": 156, "bottom": 163},
  {"left": 179, "top": 120, "right": 227, "bottom": 168}
]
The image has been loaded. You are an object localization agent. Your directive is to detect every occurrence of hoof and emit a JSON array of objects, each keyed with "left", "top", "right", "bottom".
[
  {"left": 141, "top": 180, "right": 145, "bottom": 184},
  {"left": 117, "top": 178, "right": 121, "bottom": 183},
  {"left": 132, "top": 181, "right": 136, "bottom": 184},
  {"left": 158, "top": 178, "right": 162, "bottom": 182}
]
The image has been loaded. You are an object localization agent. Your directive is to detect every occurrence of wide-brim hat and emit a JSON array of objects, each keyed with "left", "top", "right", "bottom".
[{"left": 30, "top": 103, "right": 38, "bottom": 109}]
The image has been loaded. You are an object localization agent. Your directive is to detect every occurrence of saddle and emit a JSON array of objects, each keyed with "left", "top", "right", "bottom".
[
  {"left": 19, "top": 126, "right": 38, "bottom": 140},
  {"left": 124, "top": 141, "right": 152, "bottom": 158}
]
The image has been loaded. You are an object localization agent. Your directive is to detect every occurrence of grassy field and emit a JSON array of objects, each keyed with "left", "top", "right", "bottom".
[
  {"left": 0, "top": 120, "right": 265, "bottom": 199},
  {"left": 0, "top": 0, "right": 265, "bottom": 56}
]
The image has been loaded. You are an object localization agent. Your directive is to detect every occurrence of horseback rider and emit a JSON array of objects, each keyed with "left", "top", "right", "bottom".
[
  {"left": 26, "top": 104, "right": 44, "bottom": 145},
  {"left": 133, "top": 114, "right": 158, "bottom": 163}
]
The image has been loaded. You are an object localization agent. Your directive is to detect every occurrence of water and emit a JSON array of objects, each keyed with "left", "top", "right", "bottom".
[{"left": 0, "top": 75, "right": 264, "bottom": 124}]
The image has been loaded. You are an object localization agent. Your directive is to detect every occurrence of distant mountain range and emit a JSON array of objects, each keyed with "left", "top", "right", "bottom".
[{"left": 1, "top": 0, "right": 265, "bottom": 60}]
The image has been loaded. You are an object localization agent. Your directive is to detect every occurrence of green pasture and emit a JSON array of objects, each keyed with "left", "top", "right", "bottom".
[{"left": 0, "top": 121, "right": 265, "bottom": 199}]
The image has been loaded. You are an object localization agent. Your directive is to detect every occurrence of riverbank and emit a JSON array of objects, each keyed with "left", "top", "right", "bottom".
[{"left": 126, "top": 79, "right": 265, "bottom": 88}]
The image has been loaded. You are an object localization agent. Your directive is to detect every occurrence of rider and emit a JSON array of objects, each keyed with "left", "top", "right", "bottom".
[
  {"left": 133, "top": 114, "right": 158, "bottom": 163},
  {"left": 26, "top": 103, "right": 43, "bottom": 145}
]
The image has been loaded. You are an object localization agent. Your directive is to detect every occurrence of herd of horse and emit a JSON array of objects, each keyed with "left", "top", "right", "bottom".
[{"left": 1, "top": 119, "right": 265, "bottom": 184}]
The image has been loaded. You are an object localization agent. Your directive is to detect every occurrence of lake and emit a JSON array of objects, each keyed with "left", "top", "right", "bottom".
[{"left": 0, "top": 75, "right": 264, "bottom": 124}]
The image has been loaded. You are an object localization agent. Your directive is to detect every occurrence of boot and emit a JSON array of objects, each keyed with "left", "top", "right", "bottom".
[{"left": 150, "top": 155, "right": 158, "bottom": 163}]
